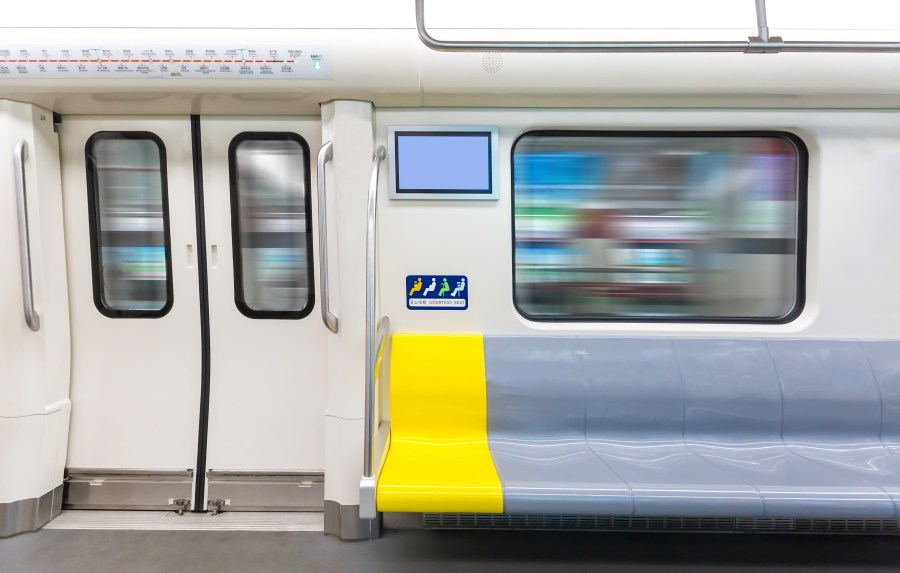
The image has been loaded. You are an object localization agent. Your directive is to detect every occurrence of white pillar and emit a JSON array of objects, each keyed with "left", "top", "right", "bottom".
[
  {"left": 0, "top": 101, "right": 71, "bottom": 537},
  {"left": 319, "top": 100, "right": 377, "bottom": 539}
]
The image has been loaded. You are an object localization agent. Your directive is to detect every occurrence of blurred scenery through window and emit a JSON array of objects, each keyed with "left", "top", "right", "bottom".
[{"left": 513, "top": 133, "right": 803, "bottom": 321}]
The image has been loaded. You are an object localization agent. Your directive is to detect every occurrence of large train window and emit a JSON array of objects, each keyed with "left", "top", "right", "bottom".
[
  {"left": 229, "top": 132, "right": 314, "bottom": 319},
  {"left": 512, "top": 131, "right": 806, "bottom": 323},
  {"left": 86, "top": 132, "right": 173, "bottom": 318}
]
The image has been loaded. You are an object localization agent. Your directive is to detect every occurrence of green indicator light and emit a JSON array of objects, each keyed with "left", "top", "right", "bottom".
[{"left": 313, "top": 60, "right": 321, "bottom": 70}]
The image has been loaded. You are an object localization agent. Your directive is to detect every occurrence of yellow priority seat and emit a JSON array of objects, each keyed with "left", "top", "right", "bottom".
[{"left": 376, "top": 334, "right": 503, "bottom": 513}]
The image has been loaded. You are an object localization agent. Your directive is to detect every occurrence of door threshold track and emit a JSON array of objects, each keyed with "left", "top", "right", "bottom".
[{"left": 43, "top": 510, "right": 324, "bottom": 532}]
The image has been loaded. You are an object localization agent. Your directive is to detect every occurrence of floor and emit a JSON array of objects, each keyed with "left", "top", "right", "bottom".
[{"left": 2, "top": 516, "right": 900, "bottom": 573}]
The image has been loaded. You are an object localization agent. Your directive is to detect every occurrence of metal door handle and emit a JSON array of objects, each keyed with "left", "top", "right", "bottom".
[
  {"left": 13, "top": 139, "right": 40, "bottom": 332},
  {"left": 317, "top": 141, "right": 338, "bottom": 333}
]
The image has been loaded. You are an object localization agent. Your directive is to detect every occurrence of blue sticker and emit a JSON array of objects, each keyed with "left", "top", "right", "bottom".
[{"left": 406, "top": 275, "right": 468, "bottom": 310}]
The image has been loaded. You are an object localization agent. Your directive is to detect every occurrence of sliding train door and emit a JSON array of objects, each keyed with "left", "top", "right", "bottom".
[
  {"left": 200, "top": 118, "right": 326, "bottom": 511},
  {"left": 60, "top": 117, "right": 203, "bottom": 510},
  {"left": 60, "top": 115, "right": 328, "bottom": 512}
]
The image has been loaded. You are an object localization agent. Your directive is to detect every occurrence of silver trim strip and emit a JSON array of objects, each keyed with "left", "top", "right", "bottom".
[
  {"left": 66, "top": 469, "right": 193, "bottom": 478},
  {"left": 316, "top": 141, "right": 338, "bottom": 333},
  {"left": 206, "top": 470, "right": 324, "bottom": 478},
  {"left": 13, "top": 139, "right": 40, "bottom": 332},
  {"left": 324, "top": 500, "right": 380, "bottom": 540},
  {"left": 0, "top": 485, "right": 63, "bottom": 538},
  {"left": 415, "top": 0, "right": 900, "bottom": 54}
]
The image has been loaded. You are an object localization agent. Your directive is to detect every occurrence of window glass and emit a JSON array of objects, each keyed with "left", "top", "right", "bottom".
[
  {"left": 87, "top": 134, "right": 172, "bottom": 317},
  {"left": 230, "top": 134, "right": 312, "bottom": 318},
  {"left": 512, "top": 132, "right": 804, "bottom": 321}
]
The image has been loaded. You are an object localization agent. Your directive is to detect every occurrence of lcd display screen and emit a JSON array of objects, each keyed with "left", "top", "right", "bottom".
[{"left": 394, "top": 131, "right": 492, "bottom": 194}]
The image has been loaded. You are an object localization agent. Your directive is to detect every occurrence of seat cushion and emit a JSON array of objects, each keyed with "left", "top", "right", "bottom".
[
  {"left": 378, "top": 439, "right": 503, "bottom": 513},
  {"left": 491, "top": 438, "right": 633, "bottom": 515},
  {"left": 589, "top": 440, "right": 765, "bottom": 517},
  {"left": 693, "top": 443, "right": 895, "bottom": 518},
  {"left": 377, "top": 334, "right": 503, "bottom": 513}
]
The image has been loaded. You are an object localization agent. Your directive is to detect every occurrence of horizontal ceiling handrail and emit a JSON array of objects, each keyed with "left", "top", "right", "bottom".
[{"left": 416, "top": 0, "right": 900, "bottom": 54}]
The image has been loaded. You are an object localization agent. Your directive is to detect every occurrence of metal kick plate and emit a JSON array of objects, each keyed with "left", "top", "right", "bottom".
[
  {"left": 64, "top": 470, "right": 193, "bottom": 510},
  {"left": 206, "top": 471, "right": 324, "bottom": 511}
]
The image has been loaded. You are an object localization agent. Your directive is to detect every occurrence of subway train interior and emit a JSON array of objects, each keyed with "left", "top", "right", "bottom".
[{"left": 5, "top": 0, "right": 900, "bottom": 548}]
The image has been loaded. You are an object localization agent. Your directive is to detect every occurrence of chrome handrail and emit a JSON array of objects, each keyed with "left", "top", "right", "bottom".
[
  {"left": 415, "top": 0, "right": 900, "bottom": 54},
  {"left": 367, "top": 315, "right": 390, "bottom": 463},
  {"left": 364, "top": 146, "right": 387, "bottom": 478},
  {"left": 14, "top": 139, "right": 40, "bottom": 332},
  {"left": 360, "top": 146, "right": 387, "bottom": 520},
  {"left": 363, "top": 315, "right": 390, "bottom": 473},
  {"left": 317, "top": 141, "right": 338, "bottom": 333}
]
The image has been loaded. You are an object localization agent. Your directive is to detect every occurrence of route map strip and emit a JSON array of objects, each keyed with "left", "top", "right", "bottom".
[{"left": 0, "top": 46, "right": 330, "bottom": 79}]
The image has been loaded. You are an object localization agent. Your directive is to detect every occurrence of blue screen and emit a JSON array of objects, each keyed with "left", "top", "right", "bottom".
[{"left": 396, "top": 133, "right": 491, "bottom": 193}]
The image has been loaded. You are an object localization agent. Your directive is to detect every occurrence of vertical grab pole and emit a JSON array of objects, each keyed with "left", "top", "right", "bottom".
[
  {"left": 360, "top": 146, "right": 386, "bottom": 520},
  {"left": 14, "top": 140, "right": 40, "bottom": 332},
  {"left": 317, "top": 141, "right": 338, "bottom": 333},
  {"left": 754, "top": 0, "right": 770, "bottom": 42},
  {"left": 364, "top": 146, "right": 386, "bottom": 479}
]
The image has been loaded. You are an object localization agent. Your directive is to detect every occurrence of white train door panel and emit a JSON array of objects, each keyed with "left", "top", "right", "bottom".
[
  {"left": 60, "top": 117, "right": 202, "bottom": 509},
  {"left": 200, "top": 118, "right": 327, "bottom": 510},
  {"left": 0, "top": 101, "right": 71, "bottom": 536}
]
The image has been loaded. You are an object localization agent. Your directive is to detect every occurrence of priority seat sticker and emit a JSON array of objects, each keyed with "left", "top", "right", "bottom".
[{"left": 406, "top": 275, "right": 468, "bottom": 310}]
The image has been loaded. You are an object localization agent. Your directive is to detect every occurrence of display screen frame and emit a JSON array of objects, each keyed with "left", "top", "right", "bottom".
[{"left": 388, "top": 125, "right": 500, "bottom": 200}]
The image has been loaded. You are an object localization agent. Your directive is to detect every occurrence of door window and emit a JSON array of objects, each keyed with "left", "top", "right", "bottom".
[
  {"left": 86, "top": 132, "right": 173, "bottom": 318},
  {"left": 229, "top": 133, "right": 313, "bottom": 319}
]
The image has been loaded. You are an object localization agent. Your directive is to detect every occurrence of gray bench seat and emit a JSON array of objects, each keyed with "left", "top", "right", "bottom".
[
  {"left": 486, "top": 338, "right": 633, "bottom": 515},
  {"left": 770, "top": 340, "right": 900, "bottom": 513},
  {"left": 490, "top": 439, "right": 634, "bottom": 515},
  {"left": 484, "top": 336, "right": 900, "bottom": 519},
  {"left": 582, "top": 338, "right": 763, "bottom": 517},
  {"left": 678, "top": 338, "right": 894, "bottom": 518}
]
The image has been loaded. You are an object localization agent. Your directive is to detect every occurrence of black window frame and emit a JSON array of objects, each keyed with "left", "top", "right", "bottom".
[
  {"left": 510, "top": 129, "right": 808, "bottom": 325},
  {"left": 85, "top": 131, "right": 174, "bottom": 319},
  {"left": 228, "top": 131, "right": 315, "bottom": 320}
]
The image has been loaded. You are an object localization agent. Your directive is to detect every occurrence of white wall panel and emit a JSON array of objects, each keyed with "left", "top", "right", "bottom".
[
  {"left": 320, "top": 101, "right": 374, "bottom": 507},
  {"left": 375, "top": 109, "right": 900, "bottom": 340}
]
